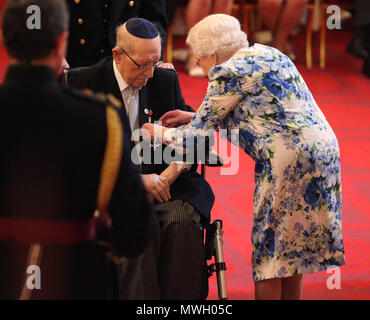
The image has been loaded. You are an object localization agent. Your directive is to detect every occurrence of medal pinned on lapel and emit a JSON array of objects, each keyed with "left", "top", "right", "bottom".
[
  {"left": 144, "top": 108, "right": 160, "bottom": 149},
  {"left": 144, "top": 108, "right": 153, "bottom": 123}
]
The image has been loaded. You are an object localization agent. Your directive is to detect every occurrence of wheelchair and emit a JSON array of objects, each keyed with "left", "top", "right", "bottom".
[{"left": 201, "top": 149, "right": 228, "bottom": 300}]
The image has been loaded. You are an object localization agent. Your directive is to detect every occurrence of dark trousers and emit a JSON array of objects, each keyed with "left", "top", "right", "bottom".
[{"left": 117, "top": 200, "right": 208, "bottom": 300}]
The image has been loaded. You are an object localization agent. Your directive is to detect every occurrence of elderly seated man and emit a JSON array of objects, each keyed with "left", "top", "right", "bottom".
[{"left": 67, "top": 18, "right": 215, "bottom": 300}]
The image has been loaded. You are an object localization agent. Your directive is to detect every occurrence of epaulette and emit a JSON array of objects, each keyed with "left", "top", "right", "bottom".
[{"left": 66, "top": 88, "right": 122, "bottom": 110}]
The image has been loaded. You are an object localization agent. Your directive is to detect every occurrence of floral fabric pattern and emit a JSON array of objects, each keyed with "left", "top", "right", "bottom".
[{"left": 165, "top": 44, "right": 345, "bottom": 281}]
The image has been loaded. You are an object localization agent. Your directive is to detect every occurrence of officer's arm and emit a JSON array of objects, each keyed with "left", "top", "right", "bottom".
[{"left": 108, "top": 132, "right": 157, "bottom": 257}]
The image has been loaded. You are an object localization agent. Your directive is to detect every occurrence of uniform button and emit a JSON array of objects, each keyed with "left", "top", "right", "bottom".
[
  {"left": 77, "top": 18, "right": 84, "bottom": 24},
  {"left": 104, "top": 19, "right": 107, "bottom": 23},
  {"left": 104, "top": 3, "right": 108, "bottom": 8},
  {"left": 80, "top": 39, "right": 86, "bottom": 45},
  {"left": 100, "top": 49, "right": 105, "bottom": 53},
  {"left": 129, "top": 1, "right": 134, "bottom": 7},
  {"left": 74, "top": 0, "right": 80, "bottom": 4}
]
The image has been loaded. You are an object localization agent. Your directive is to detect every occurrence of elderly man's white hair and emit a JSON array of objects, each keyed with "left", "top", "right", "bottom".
[{"left": 186, "top": 14, "right": 249, "bottom": 60}]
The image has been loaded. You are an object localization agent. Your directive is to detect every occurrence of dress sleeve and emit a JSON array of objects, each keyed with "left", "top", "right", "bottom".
[{"left": 164, "top": 65, "right": 243, "bottom": 150}]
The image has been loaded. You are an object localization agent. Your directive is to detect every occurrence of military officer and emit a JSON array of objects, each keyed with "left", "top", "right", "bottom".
[{"left": 0, "top": 0, "right": 156, "bottom": 299}]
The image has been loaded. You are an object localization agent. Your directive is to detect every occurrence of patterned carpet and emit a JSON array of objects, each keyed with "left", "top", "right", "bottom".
[{"left": 0, "top": 15, "right": 369, "bottom": 299}]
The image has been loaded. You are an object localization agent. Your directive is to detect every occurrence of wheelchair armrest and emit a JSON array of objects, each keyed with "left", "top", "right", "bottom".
[
  {"left": 204, "top": 148, "right": 224, "bottom": 167},
  {"left": 201, "top": 135, "right": 224, "bottom": 167},
  {"left": 200, "top": 138, "right": 223, "bottom": 177},
  {"left": 62, "top": 67, "right": 90, "bottom": 88}
]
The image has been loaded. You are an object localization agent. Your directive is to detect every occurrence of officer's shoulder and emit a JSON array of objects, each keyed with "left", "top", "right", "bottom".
[{"left": 64, "top": 87, "right": 122, "bottom": 110}]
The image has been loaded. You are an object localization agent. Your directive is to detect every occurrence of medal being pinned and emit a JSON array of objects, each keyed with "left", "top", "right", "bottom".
[{"left": 144, "top": 108, "right": 153, "bottom": 123}]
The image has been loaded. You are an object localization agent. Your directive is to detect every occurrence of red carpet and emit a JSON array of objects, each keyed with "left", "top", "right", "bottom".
[{"left": 1, "top": 22, "right": 369, "bottom": 299}]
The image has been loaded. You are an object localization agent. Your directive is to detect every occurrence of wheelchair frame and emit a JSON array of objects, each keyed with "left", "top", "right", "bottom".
[{"left": 201, "top": 150, "right": 228, "bottom": 300}]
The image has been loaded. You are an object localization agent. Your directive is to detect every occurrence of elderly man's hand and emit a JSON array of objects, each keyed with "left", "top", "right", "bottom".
[
  {"left": 142, "top": 123, "right": 168, "bottom": 143},
  {"left": 141, "top": 174, "right": 171, "bottom": 203},
  {"left": 159, "top": 110, "right": 195, "bottom": 128}
]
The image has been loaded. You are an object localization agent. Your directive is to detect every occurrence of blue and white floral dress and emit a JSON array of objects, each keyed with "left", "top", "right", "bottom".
[{"left": 164, "top": 44, "right": 345, "bottom": 282}]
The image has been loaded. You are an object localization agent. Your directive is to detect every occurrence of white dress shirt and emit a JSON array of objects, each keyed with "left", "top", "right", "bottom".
[{"left": 113, "top": 60, "right": 139, "bottom": 132}]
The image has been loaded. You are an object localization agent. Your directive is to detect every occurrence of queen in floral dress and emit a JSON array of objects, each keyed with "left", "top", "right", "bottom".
[{"left": 143, "top": 14, "right": 345, "bottom": 299}]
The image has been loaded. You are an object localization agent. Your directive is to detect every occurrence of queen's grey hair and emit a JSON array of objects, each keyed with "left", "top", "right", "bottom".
[{"left": 186, "top": 14, "right": 249, "bottom": 59}]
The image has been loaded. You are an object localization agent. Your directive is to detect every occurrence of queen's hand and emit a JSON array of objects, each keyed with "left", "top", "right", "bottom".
[{"left": 159, "top": 110, "right": 195, "bottom": 128}]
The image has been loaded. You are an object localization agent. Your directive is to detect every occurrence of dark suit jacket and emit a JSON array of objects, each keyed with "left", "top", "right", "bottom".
[
  {"left": 67, "top": 57, "right": 215, "bottom": 222},
  {"left": 66, "top": 0, "right": 168, "bottom": 68},
  {"left": 0, "top": 65, "right": 156, "bottom": 299}
]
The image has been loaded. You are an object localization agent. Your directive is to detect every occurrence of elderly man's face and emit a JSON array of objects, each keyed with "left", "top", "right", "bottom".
[{"left": 116, "top": 37, "right": 161, "bottom": 88}]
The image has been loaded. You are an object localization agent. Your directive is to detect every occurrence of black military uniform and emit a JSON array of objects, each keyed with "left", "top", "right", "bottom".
[
  {"left": 0, "top": 65, "right": 156, "bottom": 299},
  {"left": 66, "top": 0, "right": 168, "bottom": 68}
]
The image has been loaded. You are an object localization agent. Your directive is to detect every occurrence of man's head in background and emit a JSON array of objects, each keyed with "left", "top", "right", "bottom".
[
  {"left": 1, "top": 0, "right": 69, "bottom": 76},
  {"left": 112, "top": 18, "right": 161, "bottom": 89}
]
